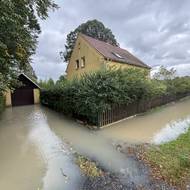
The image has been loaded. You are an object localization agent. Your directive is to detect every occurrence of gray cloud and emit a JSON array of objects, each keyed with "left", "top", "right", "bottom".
[{"left": 32, "top": 0, "right": 190, "bottom": 80}]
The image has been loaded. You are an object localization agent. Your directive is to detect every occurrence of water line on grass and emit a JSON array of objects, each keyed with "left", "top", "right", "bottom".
[{"left": 151, "top": 116, "right": 190, "bottom": 145}]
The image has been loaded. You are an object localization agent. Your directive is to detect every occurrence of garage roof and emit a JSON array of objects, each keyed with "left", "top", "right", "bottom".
[{"left": 19, "top": 73, "right": 41, "bottom": 89}]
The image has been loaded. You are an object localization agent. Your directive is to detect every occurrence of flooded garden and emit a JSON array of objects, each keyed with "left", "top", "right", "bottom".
[{"left": 0, "top": 97, "right": 190, "bottom": 190}]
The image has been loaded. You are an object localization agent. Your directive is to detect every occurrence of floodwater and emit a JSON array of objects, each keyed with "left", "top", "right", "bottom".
[
  {"left": 0, "top": 97, "right": 190, "bottom": 190},
  {"left": 0, "top": 106, "right": 82, "bottom": 190},
  {"left": 99, "top": 97, "right": 190, "bottom": 144}
]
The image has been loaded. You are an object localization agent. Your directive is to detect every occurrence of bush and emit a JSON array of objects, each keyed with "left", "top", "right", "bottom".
[
  {"left": 153, "top": 66, "right": 190, "bottom": 95},
  {"left": 0, "top": 94, "right": 5, "bottom": 114},
  {"left": 41, "top": 67, "right": 190, "bottom": 126},
  {"left": 41, "top": 68, "right": 167, "bottom": 125}
]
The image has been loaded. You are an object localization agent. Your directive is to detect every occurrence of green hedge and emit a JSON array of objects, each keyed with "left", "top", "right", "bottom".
[
  {"left": 41, "top": 68, "right": 190, "bottom": 125},
  {"left": 41, "top": 68, "right": 167, "bottom": 125},
  {"left": 0, "top": 94, "right": 5, "bottom": 114}
]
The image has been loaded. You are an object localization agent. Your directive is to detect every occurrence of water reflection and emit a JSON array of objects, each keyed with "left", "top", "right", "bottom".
[
  {"left": 151, "top": 116, "right": 190, "bottom": 144},
  {"left": 28, "top": 109, "right": 82, "bottom": 190}
]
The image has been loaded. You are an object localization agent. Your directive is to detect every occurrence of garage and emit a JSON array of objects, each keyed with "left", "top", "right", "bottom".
[
  {"left": 5, "top": 73, "right": 40, "bottom": 107},
  {"left": 11, "top": 89, "right": 34, "bottom": 106}
]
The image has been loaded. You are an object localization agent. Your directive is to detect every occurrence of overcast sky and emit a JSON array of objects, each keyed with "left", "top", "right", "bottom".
[{"left": 31, "top": 0, "right": 190, "bottom": 80}]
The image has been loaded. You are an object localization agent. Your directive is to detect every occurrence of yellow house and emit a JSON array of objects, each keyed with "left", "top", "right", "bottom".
[
  {"left": 5, "top": 73, "right": 40, "bottom": 107},
  {"left": 66, "top": 33, "right": 151, "bottom": 79}
]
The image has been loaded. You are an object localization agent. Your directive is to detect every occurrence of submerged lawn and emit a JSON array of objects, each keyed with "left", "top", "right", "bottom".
[{"left": 145, "top": 127, "right": 190, "bottom": 188}]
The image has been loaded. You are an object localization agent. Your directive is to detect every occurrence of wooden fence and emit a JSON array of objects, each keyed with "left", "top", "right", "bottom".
[{"left": 97, "top": 92, "right": 190, "bottom": 127}]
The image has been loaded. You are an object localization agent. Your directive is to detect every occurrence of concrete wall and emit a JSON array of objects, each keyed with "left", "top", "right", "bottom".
[
  {"left": 4, "top": 89, "right": 12, "bottom": 106},
  {"left": 66, "top": 35, "right": 105, "bottom": 80},
  {"left": 33, "top": 88, "right": 40, "bottom": 104}
]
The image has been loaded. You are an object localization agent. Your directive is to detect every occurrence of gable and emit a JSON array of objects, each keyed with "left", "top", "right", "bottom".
[
  {"left": 66, "top": 35, "right": 105, "bottom": 79},
  {"left": 17, "top": 74, "right": 40, "bottom": 89}
]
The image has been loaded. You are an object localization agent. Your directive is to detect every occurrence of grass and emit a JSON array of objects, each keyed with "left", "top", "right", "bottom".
[
  {"left": 75, "top": 154, "right": 104, "bottom": 177},
  {"left": 145, "top": 127, "right": 190, "bottom": 188}
]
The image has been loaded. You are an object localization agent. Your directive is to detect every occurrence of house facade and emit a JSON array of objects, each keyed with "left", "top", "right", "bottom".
[{"left": 66, "top": 34, "right": 151, "bottom": 79}]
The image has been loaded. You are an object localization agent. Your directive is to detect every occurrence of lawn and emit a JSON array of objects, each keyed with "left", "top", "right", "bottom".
[{"left": 145, "top": 127, "right": 190, "bottom": 188}]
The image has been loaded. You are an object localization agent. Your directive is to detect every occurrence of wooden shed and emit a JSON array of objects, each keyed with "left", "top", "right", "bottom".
[{"left": 5, "top": 73, "right": 40, "bottom": 107}]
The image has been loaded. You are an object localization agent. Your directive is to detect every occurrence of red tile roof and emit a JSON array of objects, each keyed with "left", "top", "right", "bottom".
[{"left": 81, "top": 34, "right": 151, "bottom": 69}]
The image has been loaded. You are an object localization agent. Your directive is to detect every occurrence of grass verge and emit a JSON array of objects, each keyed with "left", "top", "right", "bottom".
[
  {"left": 75, "top": 154, "right": 104, "bottom": 177},
  {"left": 144, "top": 128, "right": 190, "bottom": 188}
]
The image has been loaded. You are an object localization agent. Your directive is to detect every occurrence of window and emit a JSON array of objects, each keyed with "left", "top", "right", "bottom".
[
  {"left": 112, "top": 52, "right": 124, "bottom": 59},
  {"left": 81, "top": 56, "right": 85, "bottom": 68},
  {"left": 75, "top": 59, "right": 79, "bottom": 69}
]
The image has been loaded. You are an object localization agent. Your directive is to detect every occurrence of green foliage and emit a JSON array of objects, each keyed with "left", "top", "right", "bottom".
[
  {"left": 153, "top": 66, "right": 176, "bottom": 80},
  {"left": 62, "top": 19, "right": 119, "bottom": 62},
  {"left": 166, "top": 76, "right": 190, "bottom": 95},
  {"left": 153, "top": 66, "right": 190, "bottom": 95},
  {"left": 39, "top": 75, "right": 67, "bottom": 90},
  {"left": 55, "top": 75, "right": 67, "bottom": 87},
  {"left": 0, "top": 94, "right": 5, "bottom": 114},
  {"left": 38, "top": 78, "right": 55, "bottom": 89},
  {"left": 41, "top": 68, "right": 168, "bottom": 125},
  {"left": 41, "top": 67, "right": 190, "bottom": 125},
  {"left": 0, "top": 0, "right": 58, "bottom": 93},
  {"left": 21, "top": 63, "right": 37, "bottom": 81},
  {"left": 178, "top": 154, "right": 190, "bottom": 168}
]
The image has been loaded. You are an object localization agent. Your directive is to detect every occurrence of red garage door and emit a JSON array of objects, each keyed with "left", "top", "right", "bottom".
[{"left": 11, "top": 89, "right": 34, "bottom": 106}]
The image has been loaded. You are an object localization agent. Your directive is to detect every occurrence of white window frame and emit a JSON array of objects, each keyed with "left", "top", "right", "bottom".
[{"left": 81, "top": 56, "right": 85, "bottom": 68}]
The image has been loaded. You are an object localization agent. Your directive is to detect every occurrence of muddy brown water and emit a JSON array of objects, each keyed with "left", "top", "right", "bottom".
[
  {"left": 0, "top": 97, "right": 190, "bottom": 190},
  {"left": 98, "top": 97, "right": 190, "bottom": 143}
]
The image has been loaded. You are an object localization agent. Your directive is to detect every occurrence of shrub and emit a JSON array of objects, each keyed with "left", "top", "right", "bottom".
[
  {"left": 41, "top": 68, "right": 190, "bottom": 125},
  {"left": 153, "top": 66, "right": 190, "bottom": 95},
  {"left": 41, "top": 68, "right": 164, "bottom": 124},
  {"left": 0, "top": 93, "right": 5, "bottom": 114},
  {"left": 38, "top": 78, "right": 55, "bottom": 89}
]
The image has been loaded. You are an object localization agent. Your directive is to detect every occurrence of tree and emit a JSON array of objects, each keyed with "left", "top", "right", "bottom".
[
  {"left": 62, "top": 19, "right": 119, "bottom": 62},
  {"left": 39, "top": 78, "right": 55, "bottom": 89},
  {"left": 153, "top": 66, "right": 176, "bottom": 80},
  {"left": 0, "top": 0, "right": 58, "bottom": 92},
  {"left": 153, "top": 66, "right": 182, "bottom": 95},
  {"left": 56, "top": 74, "right": 67, "bottom": 86},
  {"left": 20, "top": 63, "right": 37, "bottom": 81}
]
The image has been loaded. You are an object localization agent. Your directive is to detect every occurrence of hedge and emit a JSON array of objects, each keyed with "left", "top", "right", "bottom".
[
  {"left": 40, "top": 68, "right": 190, "bottom": 126},
  {"left": 0, "top": 94, "right": 5, "bottom": 114},
  {"left": 41, "top": 69, "right": 163, "bottom": 124}
]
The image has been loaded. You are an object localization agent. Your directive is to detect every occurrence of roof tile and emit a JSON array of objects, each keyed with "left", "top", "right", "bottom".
[{"left": 81, "top": 34, "right": 151, "bottom": 69}]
